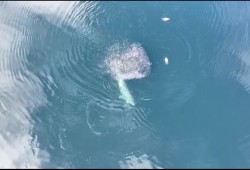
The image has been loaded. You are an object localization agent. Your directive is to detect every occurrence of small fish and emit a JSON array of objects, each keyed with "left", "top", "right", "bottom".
[{"left": 161, "top": 17, "right": 170, "bottom": 22}]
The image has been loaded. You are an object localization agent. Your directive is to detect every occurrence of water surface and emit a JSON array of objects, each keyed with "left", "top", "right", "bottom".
[{"left": 1, "top": 1, "right": 250, "bottom": 168}]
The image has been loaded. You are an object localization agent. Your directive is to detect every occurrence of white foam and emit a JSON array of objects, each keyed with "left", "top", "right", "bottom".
[{"left": 119, "top": 153, "right": 163, "bottom": 169}]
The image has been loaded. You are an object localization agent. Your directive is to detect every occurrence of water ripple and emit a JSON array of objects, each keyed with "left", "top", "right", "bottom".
[
  {"left": 205, "top": 2, "right": 250, "bottom": 91},
  {"left": 85, "top": 99, "right": 154, "bottom": 136},
  {"left": 0, "top": 2, "right": 54, "bottom": 168}
]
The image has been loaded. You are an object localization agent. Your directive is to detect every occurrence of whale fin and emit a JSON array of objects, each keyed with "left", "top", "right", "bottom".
[{"left": 118, "top": 79, "right": 135, "bottom": 106}]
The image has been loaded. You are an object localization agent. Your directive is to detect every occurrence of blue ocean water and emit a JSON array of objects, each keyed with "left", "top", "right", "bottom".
[{"left": 1, "top": 1, "right": 250, "bottom": 168}]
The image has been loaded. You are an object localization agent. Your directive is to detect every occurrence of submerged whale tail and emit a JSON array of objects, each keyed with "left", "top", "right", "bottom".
[{"left": 118, "top": 79, "right": 135, "bottom": 106}]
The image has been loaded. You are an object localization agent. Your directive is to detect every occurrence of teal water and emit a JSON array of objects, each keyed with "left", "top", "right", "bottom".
[{"left": 1, "top": 1, "right": 250, "bottom": 168}]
